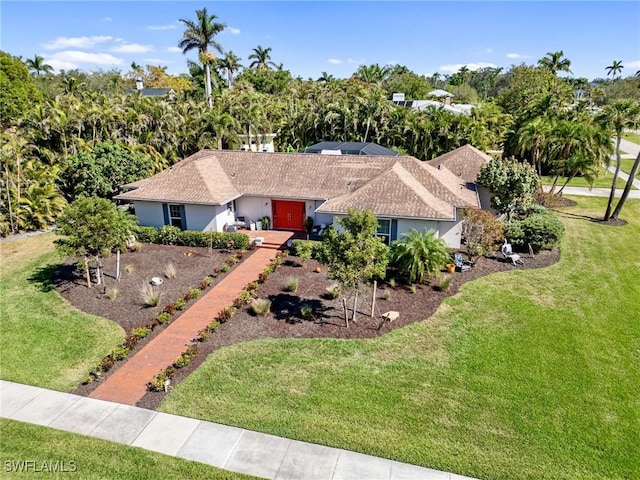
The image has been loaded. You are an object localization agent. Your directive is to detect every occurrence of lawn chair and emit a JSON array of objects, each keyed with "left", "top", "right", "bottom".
[
  {"left": 501, "top": 240, "right": 523, "bottom": 266},
  {"left": 454, "top": 253, "right": 472, "bottom": 272}
]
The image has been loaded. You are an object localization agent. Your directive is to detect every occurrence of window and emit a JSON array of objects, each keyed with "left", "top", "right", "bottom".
[
  {"left": 169, "top": 204, "right": 183, "bottom": 229},
  {"left": 376, "top": 219, "right": 391, "bottom": 245},
  {"left": 227, "top": 201, "right": 233, "bottom": 213}
]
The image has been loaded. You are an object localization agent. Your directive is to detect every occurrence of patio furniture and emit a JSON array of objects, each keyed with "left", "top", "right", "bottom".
[
  {"left": 454, "top": 253, "right": 472, "bottom": 272},
  {"left": 501, "top": 240, "right": 523, "bottom": 265}
]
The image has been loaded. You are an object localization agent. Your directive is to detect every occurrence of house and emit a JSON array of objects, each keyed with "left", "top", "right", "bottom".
[
  {"left": 304, "top": 142, "right": 399, "bottom": 157},
  {"left": 232, "top": 133, "right": 277, "bottom": 152},
  {"left": 125, "top": 77, "right": 175, "bottom": 98},
  {"left": 114, "top": 147, "right": 489, "bottom": 248}
]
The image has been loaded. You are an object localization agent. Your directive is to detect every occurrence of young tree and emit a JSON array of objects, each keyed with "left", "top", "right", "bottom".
[
  {"left": 55, "top": 197, "right": 136, "bottom": 288},
  {"left": 478, "top": 158, "right": 540, "bottom": 218},
  {"left": 461, "top": 209, "right": 504, "bottom": 262},
  {"left": 318, "top": 210, "right": 389, "bottom": 325},
  {"left": 389, "top": 229, "right": 450, "bottom": 284}
]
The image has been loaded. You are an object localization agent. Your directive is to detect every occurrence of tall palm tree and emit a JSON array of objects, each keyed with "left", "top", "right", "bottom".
[
  {"left": 25, "top": 55, "right": 53, "bottom": 76},
  {"left": 354, "top": 64, "right": 391, "bottom": 87},
  {"left": 317, "top": 72, "right": 335, "bottom": 83},
  {"left": 605, "top": 60, "right": 624, "bottom": 82},
  {"left": 217, "top": 51, "right": 242, "bottom": 89},
  {"left": 538, "top": 50, "right": 572, "bottom": 75},
  {"left": 248, "top": 45, "right": 276, "bottom": 70},
  {"left": 610, "top": 102, "right": 640, "bottom": 219},
  {"left": 598, "top": 99, "right": 640, "bottom": 220},
  {"left": 516, "top": 117, "right": 553, "bottom": 176},
  {"left": 178, "top": 7, "right": 226, "bottom": 107}
]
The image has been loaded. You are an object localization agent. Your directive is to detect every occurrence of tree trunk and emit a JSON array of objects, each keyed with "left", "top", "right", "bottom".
[
  {"left": 84, "top": 256, "right": 91, "bottom": 288},
  {"left": 604, "top": 136, "right": 622, "bottom": 221},
  {"left": 558, "top": 172, "right": 577, "bottom": 194},
  {"left": 342, "top": 298, "right": 349, "bottom": 329},
  {"left": 204, "top": 62, "right": 212, "bottom": 108},
  {"left": 611, "top": 149, "right": 640, "bottom": 219},
  {"left": 370, "top": 280, "right": 377, "bottom": 318},
  {"left": 352, "top": 290, "right": 358, "bottom": 323},
  {"left": 116, "top": 250, "right": 121, "bottom": 282}
]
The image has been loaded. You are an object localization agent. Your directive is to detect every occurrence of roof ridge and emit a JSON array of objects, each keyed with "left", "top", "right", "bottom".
[{"left": 391, "top": 162, "right": 453, "bottom": 214}]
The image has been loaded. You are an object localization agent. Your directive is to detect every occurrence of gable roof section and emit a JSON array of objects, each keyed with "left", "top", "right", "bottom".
[
  {"left": 115, "top": 150, "right": 480, "bottom": 219},
  {"left": 428, "top": 144, "right": 492, "bottom": 183}
]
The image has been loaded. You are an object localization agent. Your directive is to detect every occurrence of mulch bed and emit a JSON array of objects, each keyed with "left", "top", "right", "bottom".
[{"left": 137, "top": 248, "right": 559, "bottom": 409}]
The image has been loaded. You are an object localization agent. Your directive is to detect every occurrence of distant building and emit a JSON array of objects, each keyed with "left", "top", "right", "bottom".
[
  {"left": 125, "top": 76, "right": 175, "bottom": 98},
  {"left": 304, "top": 141, "right": 399, "bottom": 156},
  {"left": 231, "top": 133, "right": 277, "bottom": 152}
]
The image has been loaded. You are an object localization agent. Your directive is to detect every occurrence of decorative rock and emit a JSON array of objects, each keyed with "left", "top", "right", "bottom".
[
  {"left": 382, "top": 311, "right": 399, "bottom": 322},
  {"left": 150, "top": 277, "right": 163, "bottom": 286}
]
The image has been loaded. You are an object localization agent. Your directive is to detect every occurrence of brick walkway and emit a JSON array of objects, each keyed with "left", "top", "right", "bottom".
[{"left": 89, "top": 231, "right": 294, "bottom": 405}]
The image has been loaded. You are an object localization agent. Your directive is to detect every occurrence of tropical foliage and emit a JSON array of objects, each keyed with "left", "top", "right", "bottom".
[{"left": 389, "top": 229, "right": 450, "bottom": 284}]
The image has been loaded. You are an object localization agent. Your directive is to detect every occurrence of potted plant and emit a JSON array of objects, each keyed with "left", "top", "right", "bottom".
[
  {"left": 261, "top": 216, "right": 271, "bottom": 230},
  {"left": 445, "top": 263, "right": 455, "bottom": 273}
]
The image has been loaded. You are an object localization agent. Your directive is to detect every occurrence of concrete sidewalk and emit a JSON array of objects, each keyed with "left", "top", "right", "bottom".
[
  {"left": 543, "top": 185, "right": 640, "bottom": 198},
  {"left": 1, "top": 380, "right": 477, "bottom": 480}
]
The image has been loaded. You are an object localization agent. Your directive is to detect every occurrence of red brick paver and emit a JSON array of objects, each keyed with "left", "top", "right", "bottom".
[{"left": 89, "top": 231, "right": 294, "bottom": 405}]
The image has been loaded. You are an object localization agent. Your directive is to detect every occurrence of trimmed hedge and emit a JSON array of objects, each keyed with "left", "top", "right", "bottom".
[
  {"left": 133, "top": 225, "right": 249, "bottom": 249},
  {"left": 290, "top": 239, "right": 322, "bottom": 260},
  {"left": 504, "top": 210, "right": 564, "bottom": 252}
]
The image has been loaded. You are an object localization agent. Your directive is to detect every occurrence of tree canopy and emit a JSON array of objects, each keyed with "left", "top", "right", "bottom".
[{"left": 478, "top": 158, "right": 540, "bottom": 217}]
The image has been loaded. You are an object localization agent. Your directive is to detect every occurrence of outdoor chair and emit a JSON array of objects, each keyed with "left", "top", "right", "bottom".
[
  {"left": 501, "top": 240, "right": 523, "bottom": 266},
  {"left": 454, "top": 253, "right": 472, "bottom": 272}
]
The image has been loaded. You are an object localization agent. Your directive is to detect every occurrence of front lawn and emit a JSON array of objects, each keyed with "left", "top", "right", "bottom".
[
  {"left": 159, "top": 197, "right": 640, "bottom": 480},
  {"left": 0, "top": 234, "right": 123, "bottom": 391},
  {"left": 623, "top": 131, "right": 640, "bottom": 144},
  {"left": 0, "top": 419, "right": 255, "bottom": 479},
  {"left": 621, "top": 158, "right": 640, "bottom": 178},
  {"left": 540, "top": 165, "right": 615, "bottom": 189}
]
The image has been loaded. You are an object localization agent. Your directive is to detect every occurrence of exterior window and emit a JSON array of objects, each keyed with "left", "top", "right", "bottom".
[
  {"left": 227, "top": 201, "right": 233, "bottom": 213},
  {"left": 169, "top": 204, "right": 183, "bottom": 229},
  {"left": 376, "top": 219, "right": 391, "bottom": 245}
]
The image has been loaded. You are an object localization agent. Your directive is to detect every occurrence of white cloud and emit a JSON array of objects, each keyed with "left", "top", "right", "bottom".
[
  {"left": 143, "top": 58, "right": 171, "bottom": 64},
  {"left": 47, "top": 51, "right": 124, "bottom": 67},
  {"left": 327, "top": 58, "right": 342, "bottom": 64},
  {"left": 43, "top": 35, "right": 114, "bottom": 50},
  {"left": 347, "top": 58, "right": 365, "bottom": 65},
  {"left": 228, "top": 27, "right": 240, "bottom": 35},
  {"left": 110, "top": 43, "right": 154, "bottom": 54},
  {"left": 625, "top": 60, "right": 640, "bottom": 68},
  {"left": 148, "top": 24, "right": 176, "bottom": 31},
  {"left": 506, "top": 53, "right": 531, "bottom": 59},
  {"left": 439, "top": 62, "right": 496, "bottom": 73},
  {"left": 103, "top": 17, "right": 112, "bottom": 22},
  {"left": 166, "top": 46, "right": 182, "bottom": 53},
  {"left": 46, "top": 58, "right": 78, "bottom": 71}
]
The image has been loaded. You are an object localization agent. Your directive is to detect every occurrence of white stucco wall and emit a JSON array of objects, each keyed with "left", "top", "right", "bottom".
[
  {"left": 437, "top": 219, "right": 463, "bottom": 249},
  {"left": 211, "top": 204, "right": 235, "bottom": 231},
  {"left": 185, "top": 204, "right": 218, "bottom": 231},
  {"left": 235, "top": 197, "right": 272, "bottom": 225},
  {"left": 396, "top": 219, "right": 438, "bottom": 239},
  {"left": 132, "top": 201, "right": 165, "bottom": 229}
]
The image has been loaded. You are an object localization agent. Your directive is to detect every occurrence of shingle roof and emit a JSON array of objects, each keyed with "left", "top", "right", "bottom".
[
  {"left": 428, "top": 144, "right": 493, "bottom": 183},
  {"left": 304, "top": 142, "right": 399, "bottom": 156},
  {"left": 115, "top": 150, "right": 480, "bottom": 220}
]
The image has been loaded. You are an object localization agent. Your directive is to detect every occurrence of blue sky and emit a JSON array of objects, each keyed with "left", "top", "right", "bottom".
[{"left": 2, "top": 1, "right": 639, "bottom": 81}]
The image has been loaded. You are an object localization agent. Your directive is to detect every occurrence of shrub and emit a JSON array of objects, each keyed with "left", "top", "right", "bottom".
[
  {"left": 390, "top": 230, "right": 450, "bottom": 284},
  {"left": 257, "top": 272, "right": 269, "bottom": 283},
  {"left": 478, "top": 157, "right": 540, "bottom": 216},
  {"left": 438, "top": 273, "right": 453, "bottom": 291},
  {"left": 140, "top": 284, "right": 161, "bottom": 307},
  {"left": 301, "top": 304, "right": 313, "bottom": 320},
  {"left": 162, "top": 302, "right": 176, "bottom": 315},
  {"left": 201, "top": 276, "right": 213, "bottom": 288},
  {"left": 285, "top": 276, "right": 299, "bottom": 293},
  {"left": 251, "top": 298, "right": 271, "bottom": 317},
  {"left": 215, "top": 306, "right": 237, "bottom": 323},
  {"left": 124, "top": 264, "right": 135, "bottom": 274},
  {"left": 245, "top": 281, "right": 259, "bottom": 293},
  {"left": 388, "top": 278, "right": 396, "bottom": 288},
  {"left": 134, "top": 225, "right": 159, "bottom": 244},
  {"left": 520, "top": 211, "right": 565, "bottom": 251},
  {"left": 157, "top": 311, "right": 171, "bottom": 324},
  {"left": 207, "top": 320, "right": 220, "bottom": 333},
  {"left": 195, "top": 330, "right": 210, "bottom": 342},
  {"left": 221, "top": 264, "right": 230, "bottom": 273},
  {"left": 105, "top": 287, "right": 118, "bottom": 300},
  {"left": 147, "top": 366, "right": 175, "bottom": 392},
  {"left": 131, "top": 326, "right": 152, "bottom": 339},
  {"left": 110, "top": 345, "right": 130, "bottom": 361},
  {"left": 173, "top": 346, "right": 198, "bottom": 369},
  {"left": 291, "top": 240, "right": 321, "bottom": 264},
  {"left": 159, "top": 225, "right": 182, "bottom": 245},
  {"left": 503, "top": 220, "right": 525, "bottom": 246},
  {"left": 382, "top": 289, "right": 391, "bottom": 301},
  {"left": 123, "top": 335, "right": 138, "bottom": 350},
  {"left": 101, "top": 356, "right": 115, "bottom": 371},
  {"left": 175, "top": 298, "right": 187, "bottom": 310},
  {"left": 228, "top": 254, "right": 239, "bottom": 265},
  {"left": 326, "top": 283, "right": 340, "bottom": 299},
  {"left": 461, "top": 208, "right": 504, "bottom": 261},
  {"left": 189, "top": 287, "right": 202, "bottom": 299},
  {"left": 233, "top": 290, "right": 253, "bottom": 308},
  {"left": 164, "top": 263, "right": 177, "bottom": 279}
]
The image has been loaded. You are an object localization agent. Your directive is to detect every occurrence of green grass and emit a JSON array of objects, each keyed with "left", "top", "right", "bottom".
[
  {"left": 160, "top": 197, "right": 640, "bottom": 480},
  {"left": 0, "top": 234, "right": 124, "bottom": 391},
  {"left": 622, "top": 131, "right": 640, "bottom": 145},
  {"left": 540, "top": 165, "right": 616, "bottom": 189},
  {"left": 0, "top": 419, "right": 254, "bottom": 479},
  {"left": 621, "top": 158, "right": 639, "bottom": 178}
]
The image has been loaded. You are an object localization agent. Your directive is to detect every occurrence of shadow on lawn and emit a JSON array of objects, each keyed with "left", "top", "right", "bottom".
[{"left": 28, "top": 263, "right": 85, "bottom": 293}]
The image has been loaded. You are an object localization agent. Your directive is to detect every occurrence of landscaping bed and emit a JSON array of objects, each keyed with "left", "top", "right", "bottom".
[{"left": 138, "top": 248, "right": 558, "bottom": 409}]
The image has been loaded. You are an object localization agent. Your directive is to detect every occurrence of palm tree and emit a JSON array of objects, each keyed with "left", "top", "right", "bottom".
[
  {"left": 248, "top": 45, "right": 276, "bottom": 70},
  {"left": 538, "top": 50, "right": 572, "bottom": 75},
  {"left": 598, "top": 99, "right": 640, "bottom": 220},
  {"left": 354, "top": 64, "right": 391, "bottom": 87},
  {"left": 178, "top": 7, "right": 226, "bottom": 107},
  {"left": 217, "top": 51, "right": 242, "bottom": 89},
  {"left": 317, "top": 72, "right": 335, "bottom": 83},
  {"left": 516, "top": 117, "right": 552, "bottom": 176},
  {"left": 25, "top": 55, "right": 53, "bottom": 76},
  {"left": 389, "top": 229, "right": 450, "bottom": 284},
  {"left": 610, "top": 102, "right": 640, "bottom": 219},
  {"left": 605, "top": 60, "right": 624, "bottom": 82}
]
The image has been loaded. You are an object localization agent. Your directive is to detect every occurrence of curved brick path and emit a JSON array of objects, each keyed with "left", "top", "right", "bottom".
[{"left": 90, "top": 231, "right": 294, "bottom": 405}]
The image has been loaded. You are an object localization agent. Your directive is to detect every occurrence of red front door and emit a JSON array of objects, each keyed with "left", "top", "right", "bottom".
[{"left": 272, "top": 200, "right": 305, "bottom": 230}]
